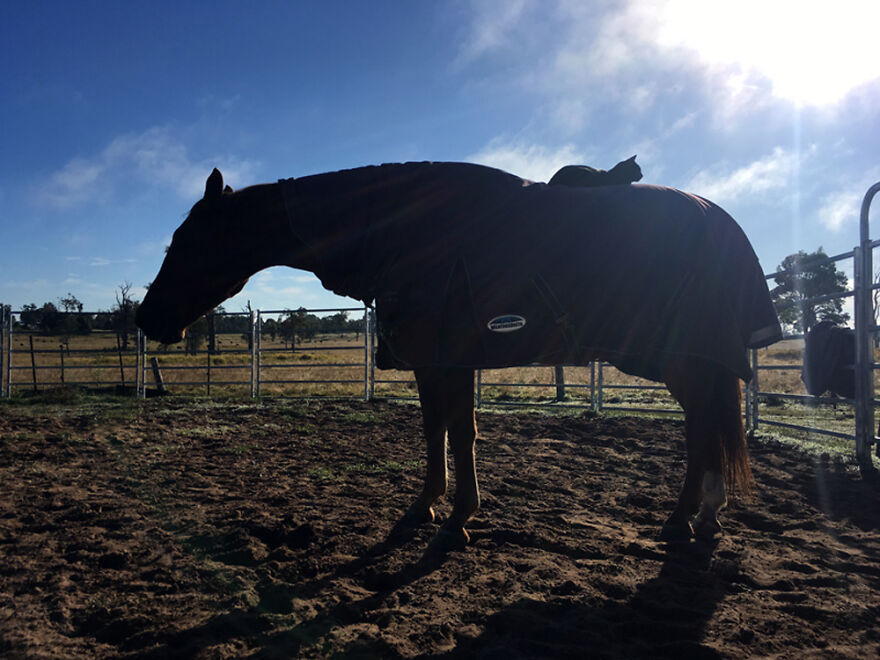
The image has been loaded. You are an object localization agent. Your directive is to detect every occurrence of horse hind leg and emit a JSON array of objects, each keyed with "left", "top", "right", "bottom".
[
  {"left": 659, "top": 416, "right": 706, "bottom": 542},
  {"left": 693, "top": 366, "right": 751, "bottom": 540},
  {"left": 660, "top": 359, "right": 750, "bottom": 542},
  {"left": 693, "top": 471, "right": 727, "bottom": 540}
]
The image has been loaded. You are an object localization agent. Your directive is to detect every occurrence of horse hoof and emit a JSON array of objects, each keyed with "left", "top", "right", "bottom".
[
  {"left": 399, "top": 504, "right": 435, "bottom": 528},
  {"left": 659, "top": 522, "right": 694, "bottom": 543},
  {"left": 693, "top": 518, "right": 723, "bottom": 541},
  {"left": 429, "top": 526, "right": 469, "bottom": 553}
]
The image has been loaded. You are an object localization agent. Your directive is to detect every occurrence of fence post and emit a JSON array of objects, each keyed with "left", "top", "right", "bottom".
[
  {"left": 590, "top": 361, "right": 596, "bottom": 411},
  {"left": 554, "top": 365, "right": 565, "bottom": 401},
  {"left": 29, "top": 335, "right": 37, "bottom": 393},
  {"left": 363, "top": 307, "right": 370, "bottom": 401},
  {"left": 749, "top": 349, "right": 759, "bottom": 432},
  {"left": 5, "top": 308, "right": 12, "bottom": 397},
  {"left": 116, "top": 335, "right": 126, "bottom": 391},
  {"left": 856, "top": 186, "right": 879, "bottom": 470},
  {"left": 150, "top": 357, "right": 166, "bottom": 394},
  {"left": 0, "top": 307, "right": 5, "bottom": 398},
  {"left": 256, "top": 310, "right": 262, "bottom": 397},
  {"left": 137, "top": 329, "right": 144, "bottom": 399},
  {"left": 368, "top": 309, "right": 376, "bottom": 401},
  {"left": 597, "top": 362, "right": 604, "bottom": 411},
  {"left": 249, "top": 309, "right": 256, "bottom": 398}
]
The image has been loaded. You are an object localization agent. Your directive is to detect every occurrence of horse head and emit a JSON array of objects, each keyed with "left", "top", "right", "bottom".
[{"left": 136, "top": 169, "right": 251, "bottom": 344}]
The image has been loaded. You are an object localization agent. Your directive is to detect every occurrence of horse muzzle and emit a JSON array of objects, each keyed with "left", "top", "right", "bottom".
[{"left": 135, "top": 304, "right": 185, "bottom": 345}]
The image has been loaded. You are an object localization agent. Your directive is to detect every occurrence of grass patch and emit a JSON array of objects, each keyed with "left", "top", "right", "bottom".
[
  {"left": 306, "top": 466, "right": 338, "bottom": 481},
  {"left": 340, "top": 411, "right": 383, "bottom": 424}
]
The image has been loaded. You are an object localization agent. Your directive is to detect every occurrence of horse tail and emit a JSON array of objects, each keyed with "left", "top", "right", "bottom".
[{"left": 717, "top": 369, "right": 753, "bottom": 498}]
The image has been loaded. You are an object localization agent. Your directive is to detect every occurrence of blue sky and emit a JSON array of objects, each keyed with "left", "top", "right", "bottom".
[{"left": 2, "top": 1, "right": 879, "bottom": 315}]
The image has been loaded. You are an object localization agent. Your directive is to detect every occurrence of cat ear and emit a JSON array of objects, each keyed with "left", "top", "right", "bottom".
[
  {"left": 627, "top": 155, "right": 637, "bottom": 163},
  {"left": 205, "top": 168, "right": 224, "bottom": 199}
]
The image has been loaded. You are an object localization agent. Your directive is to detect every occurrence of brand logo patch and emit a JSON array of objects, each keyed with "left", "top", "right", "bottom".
[{"left": 488, "top": 315, "right": 527, "bottom": 333}]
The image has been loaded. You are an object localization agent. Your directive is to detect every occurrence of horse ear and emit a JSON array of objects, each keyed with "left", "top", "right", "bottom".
[{"left": 205, "top": 168, "right": 224, "bottom": 199}]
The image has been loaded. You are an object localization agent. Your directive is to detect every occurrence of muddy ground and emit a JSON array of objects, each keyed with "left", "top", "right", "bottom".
[{"left": 1, "top": 396, "right": 879, "bottom": 658}]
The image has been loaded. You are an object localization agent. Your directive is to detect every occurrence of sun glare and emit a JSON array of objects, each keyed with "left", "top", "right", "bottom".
[{"left": 656, "top": 0, "right": 880, "bottom": 106}]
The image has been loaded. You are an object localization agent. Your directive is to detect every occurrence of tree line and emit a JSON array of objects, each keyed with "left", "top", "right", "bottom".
[{"left": 7, "top": 283, "right": 364, "bottom": 355}]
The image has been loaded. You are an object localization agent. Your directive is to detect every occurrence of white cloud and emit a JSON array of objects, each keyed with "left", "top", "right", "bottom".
[
  {"left": 467, "top": 139, "right": 588, "bottom": 182},
  {"left": 89, "top": 257, "right": 136, "bottom": 267},
  {"left": 454, "top": 0, "right": 532, "bottom": 66},
  {"left": 45, "top": 158, "right": 105, "bottom": 208},
  {"left": 818, "top": 191, "right": 860, "bottom": 233},
  {"left": 684, "top": 147, "right": 797, "bottom": 203},
  {"left": 654, "top": 0, "right": 880, "bottom": 106},
  {"left": 817, "top": 172, "right": 880, "bottom": 232},
  {"left": 38, "top": 126, "right": 260, "bottom": 209},
  {"left": 456, "top": 0, "right": 880, "bottom": 125}
]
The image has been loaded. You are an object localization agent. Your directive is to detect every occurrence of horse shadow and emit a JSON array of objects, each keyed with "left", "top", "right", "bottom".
[
  {"left": 138, "top": 535, "right": 729, "bottom": 659},
  {"left": 134, "top": 527, "right": 456, "bottom": 659},
  {"left": 436, "top": 542, "right": 728, "bottom": 659}
]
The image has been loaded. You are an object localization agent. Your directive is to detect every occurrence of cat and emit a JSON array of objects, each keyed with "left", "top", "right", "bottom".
[{"left": 548, "top": 155, "right": 642, "bottom": 188}]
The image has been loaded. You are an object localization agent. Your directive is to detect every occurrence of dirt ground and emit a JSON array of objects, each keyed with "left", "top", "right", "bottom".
[{"left": 1, "top": 397, "right": 879, "bottom": 658}]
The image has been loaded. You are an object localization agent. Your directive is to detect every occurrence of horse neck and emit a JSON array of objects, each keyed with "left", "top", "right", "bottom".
[{"left": 227, "top": 183, "right": 317, "bottom": 274}]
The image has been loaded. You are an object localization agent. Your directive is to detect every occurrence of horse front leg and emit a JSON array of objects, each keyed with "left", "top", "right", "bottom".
[
  {"left": 435, "top": 368, "right": 479, "bottom": 549},
  {"left": 398, "top": 368, "right": 449, "bottom": 528}
]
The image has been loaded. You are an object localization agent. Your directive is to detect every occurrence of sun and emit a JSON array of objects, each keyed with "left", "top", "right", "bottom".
[{"left": 656, "top": 0, "right": 880, "bottom": 106}]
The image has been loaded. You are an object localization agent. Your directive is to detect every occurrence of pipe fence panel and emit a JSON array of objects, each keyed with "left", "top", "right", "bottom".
[{"left": 1, "top": 311, "right": 141, "bottom": 396}]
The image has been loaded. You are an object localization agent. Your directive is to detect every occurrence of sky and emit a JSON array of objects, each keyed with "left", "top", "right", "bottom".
[{"left": 2, "top": 0, "right": 880, "bottom": 316}]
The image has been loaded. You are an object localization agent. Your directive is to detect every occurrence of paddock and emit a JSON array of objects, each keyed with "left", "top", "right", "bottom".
[{"left": 1, "top": 397, "right": 878, "bottom": 658}]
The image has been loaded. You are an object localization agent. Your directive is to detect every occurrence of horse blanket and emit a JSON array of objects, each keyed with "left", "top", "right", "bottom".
[
  {"left": 803, "top": 321, "right": 856, "bottom": 398},
  {"left": 280, "top": 162, "right": 781, "bottom": 382}
]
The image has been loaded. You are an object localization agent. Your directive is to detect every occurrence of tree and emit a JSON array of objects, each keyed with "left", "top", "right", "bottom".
[
  {"left": 58, "top": 292, "right": 90, "bottom": 336},
  {"left": 242, "top": 301, "right": 255, "bottom": 350},
  {"left": 59, "top": 293, "right": 83, "bottom": 313},
  {"left": 111, "top": 282, "right": 139, "bottom": 350},
  {"left": 280, "top": 307, "right": 320, "bottom": 350},
  {"left": 770, "top": 248, "right": 849, "bottom": 333},
  {"left": 184, "top": 316, "right": 208, "bottom": 355}
]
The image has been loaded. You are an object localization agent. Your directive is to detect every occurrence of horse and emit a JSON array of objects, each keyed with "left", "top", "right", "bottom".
[
  {"left": 803, "top": 321, "right": 855, "bottom": 400},
  {"left": 136, "top": 162, "right": 781, "bottom": 548}
]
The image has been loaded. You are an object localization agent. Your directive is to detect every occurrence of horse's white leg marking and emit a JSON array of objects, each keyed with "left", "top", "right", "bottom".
[{"left": 693, "top": 470, "right": 727, "bottom": 538}]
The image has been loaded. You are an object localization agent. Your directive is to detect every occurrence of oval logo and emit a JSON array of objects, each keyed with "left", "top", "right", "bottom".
[{"left": 488, "top": 315, "right": 527, "bottom": 333}]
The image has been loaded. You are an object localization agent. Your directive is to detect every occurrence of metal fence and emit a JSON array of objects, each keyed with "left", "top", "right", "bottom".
[
  {"left": 2, "top": 182, "right": 879, "bottom": 466},
  {"left": 745, "top": 182, "right": 880, "bottom": 470}
]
